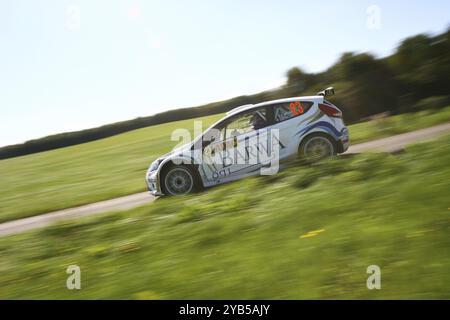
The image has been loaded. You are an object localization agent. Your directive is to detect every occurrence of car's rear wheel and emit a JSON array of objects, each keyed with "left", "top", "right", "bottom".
[
  {"left": 162, "top": 165, "right": 197, "bottom": 196},
  {"left": 299, "top": 134, "right": 336, "bottom": 162}
]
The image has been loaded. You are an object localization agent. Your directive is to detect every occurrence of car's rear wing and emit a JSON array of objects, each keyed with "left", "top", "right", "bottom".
[{"left": 317, "top": 87, "right": 335, "bottom": 97}]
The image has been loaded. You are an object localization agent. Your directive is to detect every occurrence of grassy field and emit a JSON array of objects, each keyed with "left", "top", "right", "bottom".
[
  {"left": 350, "top": 107, "right": 450, "bottom": 144},
  {"left": 0, "top": 114, "right": 222, "bottom": 223},
  {"left": 0, "top": 107, "right": 449, "bottom": 223},
  {"left": 0, "top": 135, "right": 449, "bottom": 299}
]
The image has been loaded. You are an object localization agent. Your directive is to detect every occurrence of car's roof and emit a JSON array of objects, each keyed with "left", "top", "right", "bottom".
[
  {"left": 255, "top": 95, "right": 323, "bottom": 107},
  {"left": 226, "top": 95, "right": 323, "bottom": 117},
  {"left": 201, "top": 95, "right": 325, "bottom": 134}
]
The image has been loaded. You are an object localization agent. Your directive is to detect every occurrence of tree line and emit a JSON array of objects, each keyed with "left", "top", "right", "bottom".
[{"left": 1, "top": 28, "right": 449, "bottom": 160}]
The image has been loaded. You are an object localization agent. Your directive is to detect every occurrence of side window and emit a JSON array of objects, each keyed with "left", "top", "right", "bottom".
[
  {"left": 225, "top": 108, "right": 268, "bottom": 139},
  {"left": 273, "top": 101, "right": 313, "bottom": 123}
]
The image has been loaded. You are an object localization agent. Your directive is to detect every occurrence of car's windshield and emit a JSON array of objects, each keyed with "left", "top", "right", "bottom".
[
  {"left": 224, "top": 109, "right": 267, "bottom": 138},
  {"left": 194, "top": 107, "right": 268, "bottom": 148}
]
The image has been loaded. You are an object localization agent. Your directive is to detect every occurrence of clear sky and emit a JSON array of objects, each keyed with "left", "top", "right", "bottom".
[{"left": 0, "top": 0, "right": 449, "bottom": 147}]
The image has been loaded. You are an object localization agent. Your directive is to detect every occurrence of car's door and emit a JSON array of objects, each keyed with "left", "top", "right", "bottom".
[
  {"left": 199, "top": 107, "right": 278, "bottom": 186},
  {"left": 219, "top": 107, "right": 273, "bottom": 182},
  {"left": 197, "top": 122, "right": 227, "bottom": 186}
]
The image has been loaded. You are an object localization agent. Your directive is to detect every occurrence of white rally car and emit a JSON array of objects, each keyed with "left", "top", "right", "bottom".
[{"left": 146, "top": 87, "right": 349, "bottom": 196}]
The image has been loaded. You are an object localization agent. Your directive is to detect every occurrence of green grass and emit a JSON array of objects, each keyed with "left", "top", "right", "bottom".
[
  {"left": 0, "top": 107, "right": 449, "bottom": 223},
  {"left": 0, "top": 135, "right": 449, "bottom": 299},
  {"left": 0, "top": 114, "right": 222, "bottom": 223},
  {"left": 350, "top": 107, "right": 450, "bottom": 144}
]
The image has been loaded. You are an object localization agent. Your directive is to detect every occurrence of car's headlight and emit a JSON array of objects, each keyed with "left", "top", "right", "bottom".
[{"left": 148, "top": 158, "right": 163, "bottom": 173}]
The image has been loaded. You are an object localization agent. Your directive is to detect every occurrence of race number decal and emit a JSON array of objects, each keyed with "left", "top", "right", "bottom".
[{"left": 289, "top": 101, "right": 304, "bottom": 116}]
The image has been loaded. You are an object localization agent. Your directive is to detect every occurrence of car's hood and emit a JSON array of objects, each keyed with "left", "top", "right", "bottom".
[{"left": 158, "top": 141, "right": 193, "bottom": 160}]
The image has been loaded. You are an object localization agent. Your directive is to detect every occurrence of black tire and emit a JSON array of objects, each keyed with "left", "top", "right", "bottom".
[
  {"left": 298, "top": 133, "right": 336, "bottom": 163},
  {"left": 160, "top": 164, "right": 202, "bottom": 196}
]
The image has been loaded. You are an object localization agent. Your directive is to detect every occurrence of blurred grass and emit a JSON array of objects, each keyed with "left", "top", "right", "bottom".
[
  {"left": 0, "top": 107, "right": 449, "bottom": 223},
  {"left": 0, "top": 135, "right": 449, "bottom": 299},
  {"left": 0, "top": 114, "right": 222, "bottom": 222},
  {"left": 350, "top": 107, "right": 450, "bottom": 144}
]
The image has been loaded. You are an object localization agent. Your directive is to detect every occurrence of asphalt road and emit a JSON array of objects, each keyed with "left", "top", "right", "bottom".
[{"left": 1, "top": 122, "right": 449, "bottom": 237}]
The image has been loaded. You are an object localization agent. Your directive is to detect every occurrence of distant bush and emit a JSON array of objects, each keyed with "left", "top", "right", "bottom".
[{"left": 413, "top": 96, "right": 450, "bottom": 111}]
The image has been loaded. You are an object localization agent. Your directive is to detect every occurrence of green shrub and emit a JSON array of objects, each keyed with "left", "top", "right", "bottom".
[{"left": 414, "top": 96, "right": 449, "bottom": 111}]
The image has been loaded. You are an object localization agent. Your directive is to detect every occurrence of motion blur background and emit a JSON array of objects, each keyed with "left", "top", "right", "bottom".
[
  {"left": 0, "top": 0, "right": 449, "bottom": 158},
  {"left": 0, "top": 1, "right": 449, "bottom": 299}
]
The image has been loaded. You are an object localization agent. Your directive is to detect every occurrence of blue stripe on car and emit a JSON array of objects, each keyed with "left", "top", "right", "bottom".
[{"left": 296, "top": 121, "right": 346, "bottom": 140}]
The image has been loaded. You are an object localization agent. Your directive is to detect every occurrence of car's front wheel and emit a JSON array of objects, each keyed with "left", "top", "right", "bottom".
[
  {"left": 299, "top": 133, "right": 336, "bottom": 162},
  {"left": 161, "top": 165, "right": 198, "bottom": 196}
]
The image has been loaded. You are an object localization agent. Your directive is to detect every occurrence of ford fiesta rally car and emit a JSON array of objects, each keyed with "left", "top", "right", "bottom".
[{"left": 146, "top": 87, "right": 349, "bottom": 196}]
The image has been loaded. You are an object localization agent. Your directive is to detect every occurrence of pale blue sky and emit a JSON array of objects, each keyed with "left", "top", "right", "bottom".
[{"left": 0, "top": 0, "right": 449, "bottom": 146}]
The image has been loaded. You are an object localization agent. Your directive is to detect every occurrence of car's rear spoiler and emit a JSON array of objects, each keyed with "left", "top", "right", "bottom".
[{"left": 317, "top": 87, "right": 335, "bottom": 97}]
